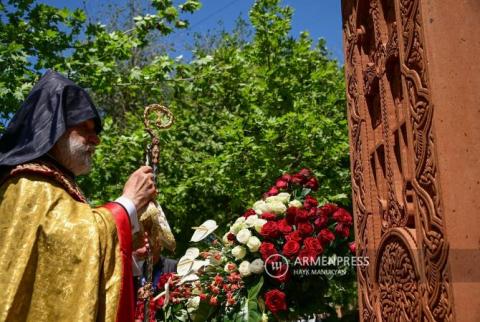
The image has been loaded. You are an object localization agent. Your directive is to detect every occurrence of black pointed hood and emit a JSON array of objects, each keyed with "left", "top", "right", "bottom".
[{"left": 0, "top": 70, "right": 102, "bottom": 167}]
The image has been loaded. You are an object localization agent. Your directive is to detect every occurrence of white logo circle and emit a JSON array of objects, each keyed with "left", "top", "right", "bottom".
[{"left": 264, "top": 254, "right": 289, "bottom": 279}]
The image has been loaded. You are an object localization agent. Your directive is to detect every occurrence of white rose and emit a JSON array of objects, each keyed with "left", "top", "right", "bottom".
[
  {"left": 288, "top": 199, "right": 303, "bottom": 208},
  {"left": 267, "top": 201, "right": 287, "bottom": 214},
  {"left": 234, "top": 216, "right": 246, "bottom": 225},
  {"left": 187, "top": 296, "right": 200, "bottom": 309},
  {"left": 277, "top": 192, "right": 291, "bottom": 203},
  {"left": 236, "top": 228, "right": 252, "bottom": 244},
  {"left": 239, "top": 260, "right": 251, "bottom": 277},
  {"left": 230, "top": 222, "right": 245, "bottom": 234},
  {"left": 247, "top": 236, "right": 261, "bottom": 252},
  {"left": 266, "top": 192, "right": 290, "bottom": 204},
  {"left": 254, "top": 218, "right": 267, "bottom": 233},
  {"left": 231, "top": 245, "right": 247, "bottom": 260},
  {"left": 250, "top": 258, "right": 264, "bottom": 274},
  {"left": 253, "top": 200, "right": 269, "bottom": 214},
  {"left": 244, "top": 214, "right": 259, "bottom": 227}
]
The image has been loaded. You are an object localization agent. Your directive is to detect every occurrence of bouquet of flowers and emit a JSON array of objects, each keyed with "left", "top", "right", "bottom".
[{"left": 137, "top": 169, "right": 356, "bottom": 321}]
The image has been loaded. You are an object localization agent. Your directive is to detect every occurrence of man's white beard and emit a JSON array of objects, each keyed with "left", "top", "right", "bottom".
[{"left": 54, "top": 135, "right": 95, "bottom": 176}]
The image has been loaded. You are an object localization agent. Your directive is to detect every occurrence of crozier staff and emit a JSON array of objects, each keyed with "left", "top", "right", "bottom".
[{"left": 0, "top": 70, "right": 154, "bottom": 322}]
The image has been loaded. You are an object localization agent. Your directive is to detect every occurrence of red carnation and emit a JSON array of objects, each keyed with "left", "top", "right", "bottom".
[
  {"left": 282, "top": 240, "right": 301, "bottom": 257},
  {"left": 264, "top": 289, "right": 287, "bottom": 314},
  {"left": 297, "top": 222, "right": 314, "bottom": 236},
  {"left": 259, "top": 242, "right": 278, "bottom": 260},
  {"left": 285, "top": 230, "right": 303, "bottom": 243},
  {"left": 285, "top": 206, "right": 298, "bottom": 225},
  {"left": 305, "top": 177, "right": 319, "bottom": 190},
  {"left": 243, "top": 208, "right": 256, "bottom": 218},
  {"left": 317, "top": 228, "right": 335, "bottom": 245},
  {"left": 314, "top": 214, "right": 329, "bottom": 229},
  {"left": 295, "top": 208, "right": 309, "bottom": 223},
  {"left": 265, "top": 186, "right": 279, "bottom": 197},
  {"left": 260, "top": 221, "right": 281, "bottom": 239},
  {"left": 261, "top": 212, "right": 277, "bottom": 221},
  {"left": 304, "top": 237, "right": 323, "bottom": 255},
  {"left": 335, "top": 223, "right": 351, "bottom": 238},
  {"left": 275, "top": 179, "right": 288, "bottom": 190},
  {"left": 348, "top": 241, "right": 356, "bottom": 254},
  {"left": 303, "top": 195, "right": 319, "bottom": 210},
  {"left": 277, "top": 218, "right": 292, "bottom": 235}
]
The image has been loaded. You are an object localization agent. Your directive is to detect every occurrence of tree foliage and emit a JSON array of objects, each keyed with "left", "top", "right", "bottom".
[{"left": 1, "top": 0, "right": 350, "bottom": 255}]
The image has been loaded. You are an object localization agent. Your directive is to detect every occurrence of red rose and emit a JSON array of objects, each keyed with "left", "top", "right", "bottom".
[
  {"left": 277, "top": 218, "right": 292, "bottom": 235},
  {"left": 260, "top": 221, "right": 281, "bottom": 239},
  {"left": 297, "top": 222, "right": 314, "bottom": 236},
  {"left": 298, "top": 168, "right": 312, "bottom": 179},
  {"left": 265, "top": 186, "right": 279, "bottom": 197},
  {"left": 317, "top": 228, "right": 335, "bottom": 245},
  {"left": 243, "top": 208, "right": 256, "bottom": 218},
  {"left": 348, "top": 241, "right": 356, "bottom": 254},
  {"left": 259, "top": 242, "right": 278, "bottom": 260},
  {"left": 305, "top": 177, "right": 319, "bottom": 190},
  {"left": 280, "top": 173, "right": 292, "bottom": 183},
  {"left": 291, "top": 173, "right": 306, "bottom": 185},
  {"left": 261, "top": 212, "right": 277, "bottom": 221},
  {"left": 335, "top": 223, "right": 350, "bottom": 238},
  {"left": 307, "top": 207, "right": 319, "bottom": 219},
  {"left": 303, "top": 195, "right": 319, "bottom": 210},
  {"left": 321, "top": 203, "right": 338, "bottom": 215},
  {"left": 199, "top": 293, "right": 208, "bottom": 301},
  {"left": 314, "top": 214, "right": 328, "bottom": 229},
  {"left": 296, "top": 248, "right": 318, "bottom": 266},
  {"left": 285, "top": 207, "right": 298, "bottom": 225},
  {"left": 295, "top": 209, "right": 309, "bottom": 223},
  {"left": 304, "top": 237, "right": 323, "bottom": 254},
  {"left": 270, "top": 262, "right": 290, "bottom": 283},
  {"left": 333, "top": 208, "right": 353, "bottom": 224},
  {"left": 264, "top": 289, "right": 287, "bottom": 314},
  {"left": 285, "top": 230, "right": 303, "bottom": 243},
  {"left": 282, "top": 240, "right": 301, "bottom": 257},
  {"left": 275, "top": 179, "right": 288, "bottom": 190},
  {"left": 157, "top": 272, "right": 174, "bottom": 290},
  {"left": 155, "top": 295, "right": 165, "bottom": 309}
]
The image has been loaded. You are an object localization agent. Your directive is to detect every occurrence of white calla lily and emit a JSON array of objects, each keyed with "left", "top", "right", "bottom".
[
  {"left": 184, "top": 247, "right": 200, "bottom": 259},
  {"left": 190, "top": 219, "right": 218, "bottom": 242}
]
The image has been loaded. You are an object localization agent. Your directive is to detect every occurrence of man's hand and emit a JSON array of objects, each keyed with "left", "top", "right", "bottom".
[{"left": 122, "top": 166, "right": 156, "bottom": 211}]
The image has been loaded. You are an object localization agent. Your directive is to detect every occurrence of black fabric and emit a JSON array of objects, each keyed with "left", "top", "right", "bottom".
[{"left": 0, "top": 70, "right": 102, "bottom": 166}]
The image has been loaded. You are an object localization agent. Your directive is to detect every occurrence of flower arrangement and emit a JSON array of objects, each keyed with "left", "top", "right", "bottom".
[{"left": 136, "top": 169, "right": 356, "bottom": 321}]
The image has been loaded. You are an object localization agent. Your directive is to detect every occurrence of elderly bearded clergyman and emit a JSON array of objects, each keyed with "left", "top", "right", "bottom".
[{"left": 0, "top": 71, "right": 156, "bottom": 322}]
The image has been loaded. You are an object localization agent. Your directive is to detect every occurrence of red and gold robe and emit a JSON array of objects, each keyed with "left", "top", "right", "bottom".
[{"left": 0, "top": 160, "right": 134, "bottom": 322}]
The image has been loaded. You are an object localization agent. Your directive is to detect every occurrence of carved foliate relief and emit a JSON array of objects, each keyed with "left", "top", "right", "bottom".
[{"left": 342, "top": 0, "right": 454, "bottom": 320}]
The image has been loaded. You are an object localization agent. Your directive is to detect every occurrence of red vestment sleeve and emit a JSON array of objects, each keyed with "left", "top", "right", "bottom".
[{"left": 103, "top": 202, "right": 135, "bottom": 322}]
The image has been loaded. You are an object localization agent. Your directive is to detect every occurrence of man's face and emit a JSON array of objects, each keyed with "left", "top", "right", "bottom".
[{"left": 50, "top": 119, "right": 100, "bottom": 176}]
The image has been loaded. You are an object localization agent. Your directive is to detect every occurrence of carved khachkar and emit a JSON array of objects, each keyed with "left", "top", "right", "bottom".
[{"left": 342, "top": 0, "right": 454, "bottom": 320}]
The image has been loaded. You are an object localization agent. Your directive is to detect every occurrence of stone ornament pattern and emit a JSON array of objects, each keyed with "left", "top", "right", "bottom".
[{"left": 342, "top": 0, "right": 454, "bottom": 320}]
